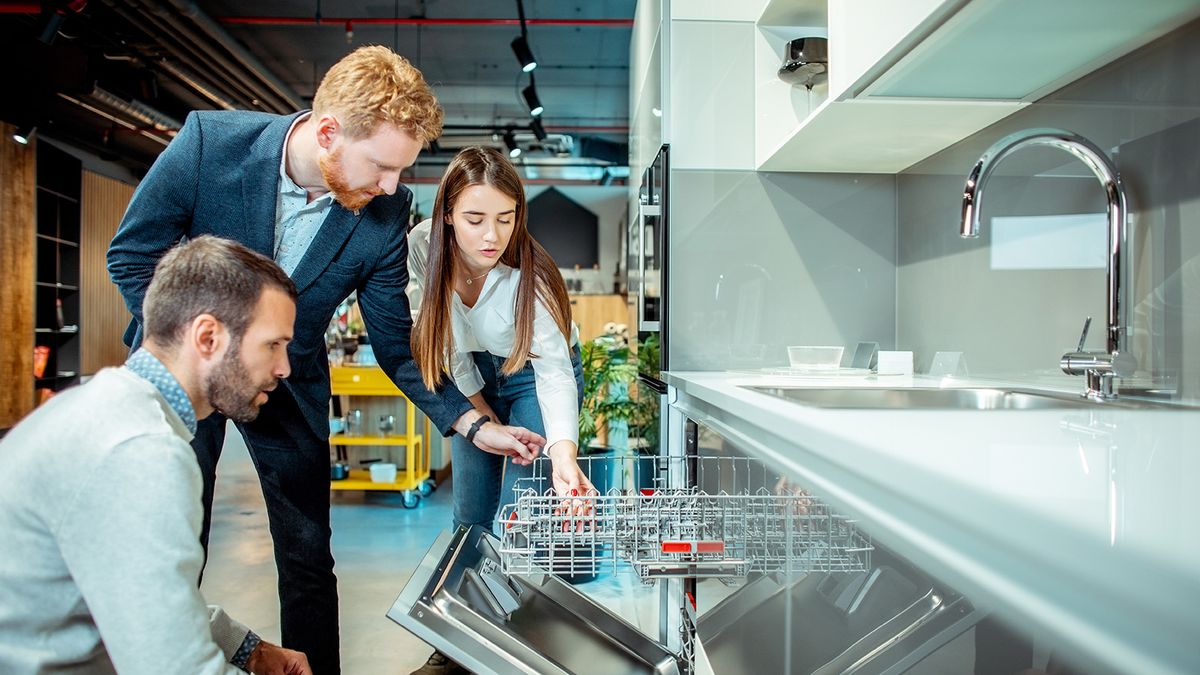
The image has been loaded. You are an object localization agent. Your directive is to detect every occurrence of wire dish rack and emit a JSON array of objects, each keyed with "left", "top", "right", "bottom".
[{"left": 499, "top": 454, "right": 872, "bottom": 582}]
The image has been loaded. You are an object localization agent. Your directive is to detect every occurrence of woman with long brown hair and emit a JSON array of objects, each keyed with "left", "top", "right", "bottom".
[{"left": 411, "top": 146, "right": 593, "bottom": 539}]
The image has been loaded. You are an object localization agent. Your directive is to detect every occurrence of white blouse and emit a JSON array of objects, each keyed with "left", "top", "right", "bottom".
[{"left": 449, "top": 264, "right": 579, "bottom": 450}]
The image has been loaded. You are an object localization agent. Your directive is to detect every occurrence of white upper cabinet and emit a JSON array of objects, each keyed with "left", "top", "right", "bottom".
[
  {"left": 668, "top": 20, "right": 757, "bottom": 171},
  {"left": 756, "top": 0, "right": 1200, "bottom": 173}
]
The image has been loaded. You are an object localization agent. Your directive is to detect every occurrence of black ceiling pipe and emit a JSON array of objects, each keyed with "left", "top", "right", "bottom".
[
  {"left": 163, "top": 0, "right": 303, "bottom": 110},
  {"left": 126, "top": 0, "right": 294, "bottom": 113},
  {"left": 99, "top": 0, "right": 267, "bottom": 111}
]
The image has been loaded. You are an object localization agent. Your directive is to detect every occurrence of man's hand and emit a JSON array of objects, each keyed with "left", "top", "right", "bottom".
[{"left": 246, "top": 641, "right": 311, "bottom": 675}]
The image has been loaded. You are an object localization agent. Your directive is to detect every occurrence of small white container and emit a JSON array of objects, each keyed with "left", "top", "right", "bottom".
[
  {"left": 877, "top": 351, "right": 914, "bottom": 376},
  {"left": 787, "top": 345, "right": 844, "bottom": 369},
  {"left": 369, "top": 462, "right": 398, "bottom": 484}
]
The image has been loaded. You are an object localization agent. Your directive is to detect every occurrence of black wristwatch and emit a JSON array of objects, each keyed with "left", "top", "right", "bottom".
[{"left": 465, "top": 414, "right": 491, "bottom": 444}]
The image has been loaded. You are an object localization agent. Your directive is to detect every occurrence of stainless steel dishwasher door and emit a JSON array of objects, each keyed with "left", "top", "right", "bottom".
[
  {"left": 388, "top": 526, "right": 682, "bottom": 675},
  {"left": 692, "top": 566, "right": 978, "bottom": 674}
]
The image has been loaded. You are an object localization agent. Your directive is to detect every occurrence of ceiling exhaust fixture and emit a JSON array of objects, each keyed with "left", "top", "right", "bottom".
[
  {"left": 12, "top": 124, "right": 37, "bottom": 145},
  {"left": 778, "top": 36, "right": 828, "bottom": 89},
  {"left": 522, "top": 84, "right": 544, "bottom": 117},
  {"left": 511, "top": 36, "right": 537, "bottom": 72}
]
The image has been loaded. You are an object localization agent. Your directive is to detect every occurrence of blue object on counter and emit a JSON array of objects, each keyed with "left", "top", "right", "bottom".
[{"left": 356, "top": 344, "right": 377, "bottom": 366}]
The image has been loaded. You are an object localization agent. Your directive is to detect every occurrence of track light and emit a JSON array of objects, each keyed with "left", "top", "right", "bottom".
[
  {"left": 522, "top": 85, "right": 544, "bottom": 117},
  {"left": 503, "top": 130, "right": 521, "bottom": 159},
  {"left": 530, "top": 118, "right": 547, "bottom": 142},
  {"left": 511, "top": 36, "right": 537, "bottom": 73},
  {"left": 12, "top": 125, "right": 37, "bottom": 145}
]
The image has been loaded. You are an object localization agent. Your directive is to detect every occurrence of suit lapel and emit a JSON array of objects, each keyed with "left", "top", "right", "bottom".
[
  {"left": 241, "top": 112, "right": 304, "bottom": 258},
  {"left": 289, "top": 205, "right": 365, "bottom": 295}
]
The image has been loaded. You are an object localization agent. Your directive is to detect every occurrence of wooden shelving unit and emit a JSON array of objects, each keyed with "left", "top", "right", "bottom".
[{"left": 33, "top": 143, "right": 82, "bottom": 402}]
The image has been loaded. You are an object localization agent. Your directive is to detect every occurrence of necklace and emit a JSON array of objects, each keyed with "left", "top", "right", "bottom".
[{"left": 464, "top": 269, "right": 490, "bottom": 286}]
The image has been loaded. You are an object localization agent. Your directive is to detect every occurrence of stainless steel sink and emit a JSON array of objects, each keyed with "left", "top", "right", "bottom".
[{"left": 744, "top": 386, "right": 1187, "bottom": 410}]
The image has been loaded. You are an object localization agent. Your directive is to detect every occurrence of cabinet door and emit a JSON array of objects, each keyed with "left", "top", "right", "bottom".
[{"left": 667, "top": 20, "right": 756, "bottom": 171}]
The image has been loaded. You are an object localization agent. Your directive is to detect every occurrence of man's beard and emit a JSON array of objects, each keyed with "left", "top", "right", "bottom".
[
  {"left": 319, "top": 147, "right": 378, "bottom": 213},
  {"left": 207, "top": 342, "right": 279, "bottom": 423}
]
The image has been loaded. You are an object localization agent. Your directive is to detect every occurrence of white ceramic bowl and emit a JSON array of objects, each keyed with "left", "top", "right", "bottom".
[
  {"left": 787, "top": 345, "right": 844, "bottom": 369},
  {"left": 369, "top": 462, "right": 398, "bottom": 484}
]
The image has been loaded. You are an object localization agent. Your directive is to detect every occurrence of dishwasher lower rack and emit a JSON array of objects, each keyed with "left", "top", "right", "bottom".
[{"left": 499, "top": 454, "right": 872, "bottom": 581}]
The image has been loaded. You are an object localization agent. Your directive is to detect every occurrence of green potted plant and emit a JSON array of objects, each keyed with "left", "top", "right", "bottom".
[{"left": 578, "top": 326, "right": 660, "bottom": 495}]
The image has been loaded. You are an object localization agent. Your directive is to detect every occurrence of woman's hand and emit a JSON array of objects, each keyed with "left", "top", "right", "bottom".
[
  {"left": 546, "top": 441, "right": 596, "bottom": 530},
  {"left": 547, "top": 441, "right": 595, "bottom": 496}
]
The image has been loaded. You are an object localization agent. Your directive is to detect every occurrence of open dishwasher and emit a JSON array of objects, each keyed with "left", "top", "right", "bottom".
[{"left": 388, "top": 453, "right": 978, "bottom": 674}]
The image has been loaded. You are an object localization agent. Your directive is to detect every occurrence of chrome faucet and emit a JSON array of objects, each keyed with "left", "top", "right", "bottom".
[{"left": 960, "top": 128, "right": 1135, "bottom": 401}]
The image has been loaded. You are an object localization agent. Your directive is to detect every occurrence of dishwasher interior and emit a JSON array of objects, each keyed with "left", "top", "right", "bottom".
[{"left": 388, "top": 452, "right": 983, "bottom": 674}]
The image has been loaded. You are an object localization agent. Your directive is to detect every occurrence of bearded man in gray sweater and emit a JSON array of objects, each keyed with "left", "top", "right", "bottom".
[{"left": 0, "top": 237, "right": 310, "bottom": 674}]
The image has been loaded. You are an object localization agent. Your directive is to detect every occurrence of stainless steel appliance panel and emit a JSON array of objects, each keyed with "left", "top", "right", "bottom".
[{"left": 388, "top": 526, "right": 681, "bottom": 675}]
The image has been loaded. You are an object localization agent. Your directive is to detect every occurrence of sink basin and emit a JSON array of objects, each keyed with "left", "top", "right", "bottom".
[{"left": 744, "top": 386, "right": 1187, "bottom": 411}]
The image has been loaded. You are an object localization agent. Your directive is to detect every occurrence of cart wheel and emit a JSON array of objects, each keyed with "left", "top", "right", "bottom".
[
  {"left": 401, "top": 491, "right": 420, "bottom": 509},
  {"left": 419, "top": 479, "right": 436, "bottom": 496}
]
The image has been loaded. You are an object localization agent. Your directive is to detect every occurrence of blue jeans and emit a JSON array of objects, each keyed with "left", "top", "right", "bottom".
[{"left": 452, "top": 346, "right": 584, "bottom": 531}]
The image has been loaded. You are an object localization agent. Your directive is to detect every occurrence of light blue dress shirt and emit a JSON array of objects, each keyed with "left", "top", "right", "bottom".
[{"left": 273, "top": 113, "right": 335, "bottom": 276}]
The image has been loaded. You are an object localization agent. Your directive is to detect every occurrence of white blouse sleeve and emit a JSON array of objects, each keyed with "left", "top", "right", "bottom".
[{"left": 530, "top": 298, "right": 579, "bottom": 450}]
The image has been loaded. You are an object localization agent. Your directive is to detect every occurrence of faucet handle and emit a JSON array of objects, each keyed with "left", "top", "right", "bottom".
[{"left": 1076, "top": 317, "right": 1092, "bottom": 352}]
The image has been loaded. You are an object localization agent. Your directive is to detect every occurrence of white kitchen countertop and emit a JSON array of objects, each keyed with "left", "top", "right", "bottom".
[{"left": 662, "top": 370, "right": 1200, "bottom": 674}]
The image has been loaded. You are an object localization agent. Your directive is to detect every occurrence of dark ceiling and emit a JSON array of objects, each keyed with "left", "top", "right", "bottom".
[{"left": 0, "top": 0, "right": 634, "bottom": 183}]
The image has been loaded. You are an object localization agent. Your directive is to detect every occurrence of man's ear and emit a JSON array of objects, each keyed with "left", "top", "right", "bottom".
[
  {"left": 189, "top": 313, "right": 227, "bottom": 360},
  {"left": 315, "top": 114, "right": 340, "bottom": 150}
]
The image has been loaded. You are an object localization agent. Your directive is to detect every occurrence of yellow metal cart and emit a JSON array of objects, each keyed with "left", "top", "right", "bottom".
[{"left": 329, "top": 365, "right": 434, "bottom": 508}]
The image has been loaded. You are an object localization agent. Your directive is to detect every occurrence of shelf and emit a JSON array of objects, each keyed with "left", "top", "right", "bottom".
[
  {"left": 330, "top": 365, "right": 410, "bottom": 397},
  {"left": 329, "top": 435, "right": 416, "bottom": 447},
  {"left": 36, "top": 234, "right": 79, "bottom": 247},
  {"left": 36, "top": 185, "right": 81, "bottom": 203},
  {"left": 757, "top": 97, "right": 1026, "bottom": 173},
  {"left": 329, "top": 469, "right": 424, "bottom": 492},
  {"left": 35, "top": 282, "right": 78, "bottom": 291},
  {"left": 36, "top": 372, "right": 77, "bottom": 382},
  {"left": 35, "top": 326, "right": 79, "bottom": 334}
]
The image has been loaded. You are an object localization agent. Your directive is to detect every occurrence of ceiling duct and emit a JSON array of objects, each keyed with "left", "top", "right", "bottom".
[
  {"left": 99, "top": 0, "right": 301, "bottom": 114},
  {"left": 154, "top": 59, "right": 237, "bottom": 111},
  {"left": 160, "top": 0, "right": 302, "bottom": 110},
  {"left": 436, "top": 131, "right": 574, "bottom": 156},
  {"left": 90, "top": 85, "right": 182, "bottom": 134}
]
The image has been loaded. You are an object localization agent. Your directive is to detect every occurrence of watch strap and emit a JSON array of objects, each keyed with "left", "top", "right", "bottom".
[{"left": 466, "top": 414, "right": 491, "bottom": 444}]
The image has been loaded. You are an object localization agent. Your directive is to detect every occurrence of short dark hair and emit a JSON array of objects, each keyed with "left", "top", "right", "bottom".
[{"left": 143, "top": 236, "right": 297, "bottom": 348}]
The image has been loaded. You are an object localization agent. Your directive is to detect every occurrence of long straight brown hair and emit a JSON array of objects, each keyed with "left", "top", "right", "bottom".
[{"left": 411, "top": 146, "right": 573, "bottom": 391}]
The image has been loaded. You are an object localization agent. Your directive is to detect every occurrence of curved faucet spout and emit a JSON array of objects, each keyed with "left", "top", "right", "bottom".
[{"left": 959, "top": 128, "right": 1132, "bottom": 399}]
